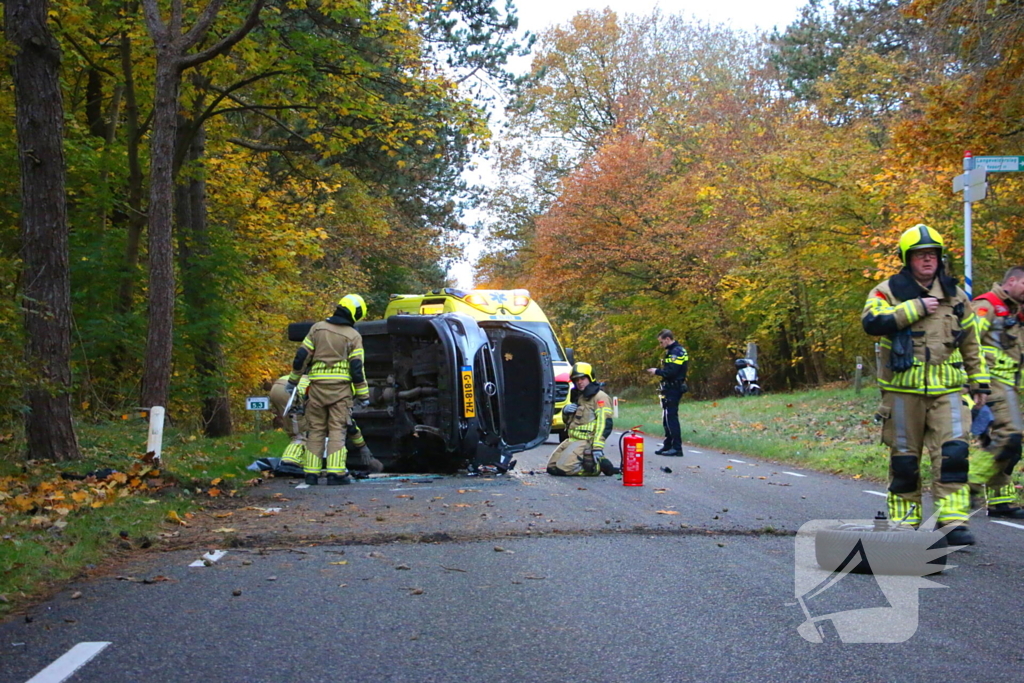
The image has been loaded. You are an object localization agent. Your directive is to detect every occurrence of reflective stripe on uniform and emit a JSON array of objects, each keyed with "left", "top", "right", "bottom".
[
  {"left": 309, "top": 360, "right": 351, "bottom": 381},
  {"left": 936, "top": 486, "right": 971, "bottom": 524}
]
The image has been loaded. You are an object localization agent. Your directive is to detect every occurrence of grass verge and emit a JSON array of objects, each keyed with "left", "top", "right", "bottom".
[{"left": 0, "top": 420, "right": 292, "bottom": 619}]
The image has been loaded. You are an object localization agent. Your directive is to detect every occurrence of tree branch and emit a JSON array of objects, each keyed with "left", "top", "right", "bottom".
[{"left": 180, "top": 0, "right": 265, "bottom": 69}]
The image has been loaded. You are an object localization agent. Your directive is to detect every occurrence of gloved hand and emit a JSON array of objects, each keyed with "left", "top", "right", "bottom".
[
  {"left": 592, "top": 449, "right": 604, "bottom": 460},
  {"left": 563, "top": 403, "right": 578, "bottom": 415},
  {"left": 285, "top": 380, "right": 297, "bottom": 396},
  {"left": 356, "top": 397, "right": 370, "bottom": 408}
]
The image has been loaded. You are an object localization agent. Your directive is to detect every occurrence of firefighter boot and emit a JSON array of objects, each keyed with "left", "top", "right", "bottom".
[
  {"left": 988, "top": 503, "right": 1024, "bottom": 519},
  {"left": 940, "top": 524, "right": 976, "bottom": 546},
  {"left": 326, "top": 473, "right": 351, "bottom": 486},
  {"left": 304, "top": 473, "right": 319, "bottom": 486}
]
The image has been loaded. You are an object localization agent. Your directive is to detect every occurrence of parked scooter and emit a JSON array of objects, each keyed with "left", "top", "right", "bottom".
[{"left": 734, "top": 358, "right": 762, "bottom": 396}]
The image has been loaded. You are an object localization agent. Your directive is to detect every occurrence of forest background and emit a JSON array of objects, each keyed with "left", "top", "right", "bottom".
[{"left": 2, "top": 0, "right": 1024, "bottom": 461}]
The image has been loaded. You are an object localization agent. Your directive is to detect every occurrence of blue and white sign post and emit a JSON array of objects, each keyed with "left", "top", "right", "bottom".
[{"left": 953, "top": 152, "right": 1024, "bottom": 297}]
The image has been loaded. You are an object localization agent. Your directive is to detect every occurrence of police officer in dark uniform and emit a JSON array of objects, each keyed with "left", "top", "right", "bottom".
[{"left": 647, "top": 329, "right": 689, "bottom": 456}]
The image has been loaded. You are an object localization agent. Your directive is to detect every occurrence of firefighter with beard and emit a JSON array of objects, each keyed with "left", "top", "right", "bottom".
[
  {"left": 546, "top": 362, "right": 616, "bottom": 476},
  {"left": 269, "top": 374, "right": 382, "bottom": 475},
  {"left": 862, "top": 225, "right": 990, "bottom": 545},
  {"left": 969, "top": 266, "right": 1024, "bottom": 517},
  {"left": 287, "top": 294, "right": 370, "bottom": 485}
]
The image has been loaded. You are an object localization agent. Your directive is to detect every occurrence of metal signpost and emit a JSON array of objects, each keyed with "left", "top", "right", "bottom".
[
  {"left": 247, "top": 396, "right": 270, "bottom": 434},
  {"left": 953, "top": 152, "right": 1024, "bottom": 297}
]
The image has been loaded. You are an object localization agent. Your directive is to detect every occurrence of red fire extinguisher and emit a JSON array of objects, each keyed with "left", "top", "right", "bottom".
[{"left": 620, "top": 429, "right": 644, "bottom": 487}]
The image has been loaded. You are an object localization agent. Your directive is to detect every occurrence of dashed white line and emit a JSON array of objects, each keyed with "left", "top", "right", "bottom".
[
  {"left": 990, "top": 520, "right": 1024, "bottom": 531},
  {"left": 26, "top": 642, "right": 111, "bottom": 683},
  {"left": 728, "top": 459, "right": 747, "bottom": 464},
  {"left": 783, "top": 472, "right": 807, "bottom": 478},
  {"left": 864, "top": 490, "right": 887, "bottom": 497}
]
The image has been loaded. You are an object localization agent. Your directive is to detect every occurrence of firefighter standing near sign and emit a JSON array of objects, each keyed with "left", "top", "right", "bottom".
[
  {"left": 862, "top": 225, "right": 990, "bottom": 545},
  {"left": 269, "top": 374, "right": 382, "bottom": 475},
  {"left": 288, "top": 294, "right": 370, "bottom": 485},
  {"left": 546, "top": 362, "right": 616, "bottom": 476},
  {"left": 646, "top": 329, "right": 689, "bottom": 456},
  {"left": 969, "top": 266, "right": 1024, "bottom": 517}
]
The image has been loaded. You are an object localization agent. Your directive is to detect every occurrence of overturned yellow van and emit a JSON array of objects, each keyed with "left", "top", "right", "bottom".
[{"left": 385, "top": 289, "right": 574, "bottom": 432}]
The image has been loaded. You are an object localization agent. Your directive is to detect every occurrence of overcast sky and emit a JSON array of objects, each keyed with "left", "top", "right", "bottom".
[{"left": 447, "top": 0, "right": 809, "bottom": 289}]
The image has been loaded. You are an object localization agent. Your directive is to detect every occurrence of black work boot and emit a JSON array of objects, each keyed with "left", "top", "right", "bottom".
[
  {"left": 988, "top": 503, "right": 1024, "bottom": 519},
  {"left": 942, "top": 525, "right": 976, "bottom": 546},
  {"left": 654, "top": 444, "right": 671, "bottom": 455},
  {"left": 304, "top": 473, "right": 319, "bottom": 486},
  {"left": 659, "top": 449, "right": 682, "bottom": 456},
  {"left": 326, "top": 473, "right": 352, "bottom": 486}
]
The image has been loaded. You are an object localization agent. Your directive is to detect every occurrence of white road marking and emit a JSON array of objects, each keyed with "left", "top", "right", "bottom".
[
  {"left": 189, "top": 550, "right": 227, "bottom": 568},
  {"left": 295, "top": 483, "right": 310, "bottom": 489},
  {"left": 728, "top": 459, "right": 746, "bottom": 464},
  {"left": 864, "top": 490, "right": 887, "bottom": 497},
  {"left": 26, "top": 642, "right": 111, "bottom": 683},
  {"left": 687, "top": 450, "right": 702, "bottom": 455},
  {"left": 783, "top": 472, "right": 807, "bottom": 478},
  {"left": 990, "top": 520, "right": 1024, "bottom": 531}
]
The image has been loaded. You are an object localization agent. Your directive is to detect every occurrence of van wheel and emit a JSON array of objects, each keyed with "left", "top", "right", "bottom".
[{"left": 814, "top": 526, "right": 949, "bottom": 576}]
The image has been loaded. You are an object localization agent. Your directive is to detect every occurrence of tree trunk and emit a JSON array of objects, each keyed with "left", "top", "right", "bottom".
[
  {"left": 140, "top": 59, "right": 180, "bottom": 410},
  {"left": 175, "top": 118, "right": 233, "bottom": 436},
  {"left": 7, "top": 0, "right": 81, "bottom": 461}
]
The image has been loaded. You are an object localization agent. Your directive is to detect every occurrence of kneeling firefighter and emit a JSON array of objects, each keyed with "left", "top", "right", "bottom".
[
  {"left": 546, "top": 362, "right": 617, "bottom": 476},
  {"left": 861, "top": 224, "right": 990, "bottom": 546},
  {"left": 288, "top": 293, "right": 371, "bottom": 485},
  {"left": 269, "top": 374, "right": 382, "bottom": 475}
]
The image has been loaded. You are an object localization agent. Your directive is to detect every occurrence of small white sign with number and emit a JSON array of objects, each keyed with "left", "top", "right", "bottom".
[{"left": 246, "top": 397, "right": 269, "bottom": 411}]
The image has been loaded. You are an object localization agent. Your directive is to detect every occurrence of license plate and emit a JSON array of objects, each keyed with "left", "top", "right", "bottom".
[
  {"left": 420, "top": 303, "right": 445, "bottom": 315},
  {"left": 460, "top": 366, "right": 475, "bottom": 418}
]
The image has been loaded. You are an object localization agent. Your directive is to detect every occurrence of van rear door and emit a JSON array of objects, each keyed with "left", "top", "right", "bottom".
[{"left": 479, "top": 322, "right": 554, "bottom": 456}]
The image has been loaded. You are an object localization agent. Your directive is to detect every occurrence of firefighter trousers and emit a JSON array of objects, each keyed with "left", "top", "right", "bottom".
[
  {"left": 304, "top": 382, "right": 352, "bottom": 475},
  {"left": 546, "top": 439, "right": 599, "bottom": 476},
  {"left": 969, "top": 381, "right": 1023, "bottom": 507},
  {"left": 880, "top": 391, "right": 972, "bottom": 526}
]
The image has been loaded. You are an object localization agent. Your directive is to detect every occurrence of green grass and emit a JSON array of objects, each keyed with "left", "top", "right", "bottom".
[
  {"left": 618, "top": 384, "right": 896, "bottom": 482},
  {"left": 0, "top": 419, "right": 294, "bottom": 618}
]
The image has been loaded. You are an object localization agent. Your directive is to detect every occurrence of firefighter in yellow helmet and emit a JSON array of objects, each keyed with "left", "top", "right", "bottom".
[
  {"left": 288, "top": 294, "right": 370, "bottom": 485},
  {"left": 968, "top": 266, "right": 1024, "bottom": 518},
  {"left": 269, "top": 374, "right": 382, "bottom": 475},
  {"left": 546, "top": 362, "right": 616, "bottom": 476},
  {"left": 862, "top": 224, "right": 990, "bottom": 545}
]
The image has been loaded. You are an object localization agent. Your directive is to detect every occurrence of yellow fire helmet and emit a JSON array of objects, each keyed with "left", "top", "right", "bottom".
[
  {"left": 898, "top": 224, "right": 944, "bottom": 264},
  {"left": 337, "top": 293, "right": 367, "bottom": 322},
  {"left": 570, "top": 361, "right": 595, "bottom": 382}
]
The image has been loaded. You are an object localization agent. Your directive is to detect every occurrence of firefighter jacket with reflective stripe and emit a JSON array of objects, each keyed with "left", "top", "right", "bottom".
[
  {"left": 862, "top": 269, "right": 989, "bottom": 395},
  {"left": 656, "top": 341, "right": 689, "bottom": 391},
  {"left": 290, "top": 319, "right": 368, "bottom": 398},
  {"left": 972, "top": 284, "right": 1024, "bottom": 389},
  {"left": 564, "top": 383, "right": 613, "bottom": 450}
]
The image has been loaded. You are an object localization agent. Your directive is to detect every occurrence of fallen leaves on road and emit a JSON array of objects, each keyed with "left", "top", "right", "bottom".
[
  {"left": 329, "top": 561, "right": 348, "bottom": 565},
  {"left": 408, "top": 588, "right": 424, "bottom": 595},
  {"left": 441, "top": 566, "right": 467, "bottom": 572},
  {"left": 656, "top": 510, "right": 680, "bottom": 515},
  {"left": 166, "top": 510, "right": 189, "bottom": 526},
  {"left": 212, "top": 527, "right": 236, "bottom": 533}
]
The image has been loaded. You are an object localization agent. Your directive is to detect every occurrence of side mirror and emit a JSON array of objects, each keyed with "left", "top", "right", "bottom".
[{"left": 565, "top": 347, "right": 575, "bottom": 365}]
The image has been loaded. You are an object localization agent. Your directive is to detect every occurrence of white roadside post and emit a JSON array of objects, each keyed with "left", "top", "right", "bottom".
[{"left": 146, "top": 406, "right": 165, "bottom": 463}]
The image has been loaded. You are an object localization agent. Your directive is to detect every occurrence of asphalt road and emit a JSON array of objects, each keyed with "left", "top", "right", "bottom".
[{"left": 2, "top": 433, "right": 1023, "bottom": 682}]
